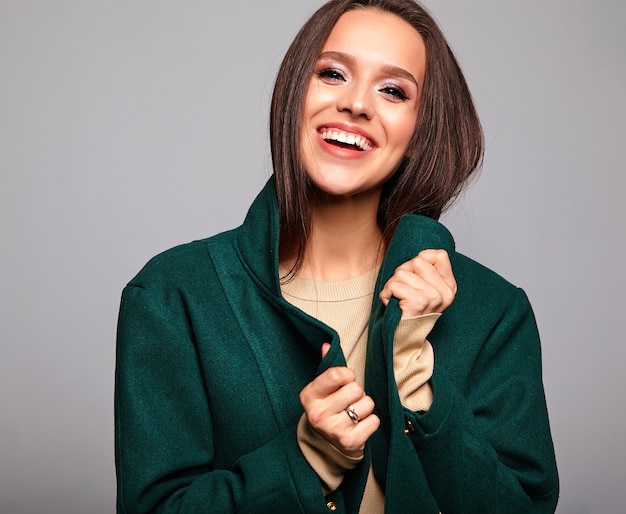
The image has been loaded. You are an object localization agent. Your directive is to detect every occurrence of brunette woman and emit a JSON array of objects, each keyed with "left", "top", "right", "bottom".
[{"left": 115, "top": 1, "right": 559, "bottom": 512}]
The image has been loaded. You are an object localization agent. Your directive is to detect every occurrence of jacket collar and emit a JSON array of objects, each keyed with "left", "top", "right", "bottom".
[
  {"left": 236, "top": 177, "right": 457, "bottom": 300},
  {"left": 236, "top": 176, "right": 456, "bottom": 295},
  {"left": 235, "top": 177, "right": 283, "bottom": 296}
]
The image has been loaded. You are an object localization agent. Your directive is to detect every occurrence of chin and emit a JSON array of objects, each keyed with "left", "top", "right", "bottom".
[{"left": 311, "top": 180, "right": 381, "bottom": 202}]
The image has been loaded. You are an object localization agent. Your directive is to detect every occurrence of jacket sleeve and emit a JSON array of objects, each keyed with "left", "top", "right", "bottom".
[
  {"left": 115, "top": 283, "right": 327, "bottom": 514},
  {"left": 402, "top": 287, "right": 559, "bottom": 513}
]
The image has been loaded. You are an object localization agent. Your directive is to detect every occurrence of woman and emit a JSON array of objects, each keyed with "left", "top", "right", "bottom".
[{"left": 115, "top": 0, "right": 559, "bottom": 512}]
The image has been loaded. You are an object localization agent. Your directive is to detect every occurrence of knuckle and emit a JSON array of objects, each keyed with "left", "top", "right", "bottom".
[
  {"left": 385, "top": 276, "right": 400, "bottom": 288},
  {"left": 344, "top": 381, "right": 362, "bottom": 398},
  {"left": 326, "top": 367, "right": 344, "bottom": 383},
  {"left": 337, "top": 433, "right": 358, "bottom": 451},
  {"left": 410, "top": 257, "right": 424, "bottom": 270},
  {"left": 306, "top": 409, "right": 323, "bottom": 426},
  {"left": 414, "top": 296, "right": 428, "bottom": 311},
  {"left": 431, "top": 290, "right": 444, "bottom": 305},
  {"left": 416, "top": 250, "right": 432, "bottom": 263},
  {"left": 299, "top": 386, "right": 312, "bottom": 404}
]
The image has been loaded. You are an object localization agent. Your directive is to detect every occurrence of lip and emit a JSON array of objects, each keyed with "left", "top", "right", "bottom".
[{"left": 316, "top": 123, "right": 378, "bottom": 149}]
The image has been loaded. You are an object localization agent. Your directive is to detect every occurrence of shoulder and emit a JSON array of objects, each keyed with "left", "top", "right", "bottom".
[
  {"left": 451, "top": 252, "right": 533, "bottom": 319},
  {"left": 454, "top": 252, "right": 517, "bottom": 291},
  {"left": 127, "top": 228, "right": 239, "bottom": 291},
  {"left": 433, "top": 252, "right": 540, "bottom": 378}
]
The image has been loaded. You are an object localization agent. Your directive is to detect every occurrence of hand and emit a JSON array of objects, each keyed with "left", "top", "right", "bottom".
[
  {"left": 379, "top": 249, "right": 457, "bottom": 318},
  {"left": 299, "top": 343, "right": 380, "bottom": 458}
]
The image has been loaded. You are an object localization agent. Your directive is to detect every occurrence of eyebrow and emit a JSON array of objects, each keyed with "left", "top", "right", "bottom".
[{"left": 317, "top": 51, "right": 419, "bottom": 89}]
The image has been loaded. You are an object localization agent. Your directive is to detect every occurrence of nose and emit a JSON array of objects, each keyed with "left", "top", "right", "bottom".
[{"left": 337, "top": 82, "right": 374, "bottom": 120}]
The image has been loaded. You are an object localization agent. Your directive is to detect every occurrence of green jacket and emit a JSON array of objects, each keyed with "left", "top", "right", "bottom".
[{"left": 115, "top": 179, "right": 558, "bottom": 513}]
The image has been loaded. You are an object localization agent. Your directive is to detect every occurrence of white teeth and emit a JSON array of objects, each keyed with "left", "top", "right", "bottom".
[{"left": 320, "top": 129, "right": 372, "bottom": 151}]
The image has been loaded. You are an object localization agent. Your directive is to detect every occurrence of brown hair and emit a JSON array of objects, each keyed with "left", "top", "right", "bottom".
[{"left": 270, "top": 0, "right": 483, "bottom": 265}]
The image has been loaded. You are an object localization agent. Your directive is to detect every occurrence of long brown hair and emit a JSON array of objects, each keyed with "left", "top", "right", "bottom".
[{"left": 270, "top": 0, "right": 483, "bottom": 266}]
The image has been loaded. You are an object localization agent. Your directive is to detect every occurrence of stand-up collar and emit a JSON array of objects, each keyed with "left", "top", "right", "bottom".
[
  {"left": 235, "top": 177, "right": 282, "bottom": 296},
  {"left": 236, "top": 176, "right": 456, "bottom": 299}
]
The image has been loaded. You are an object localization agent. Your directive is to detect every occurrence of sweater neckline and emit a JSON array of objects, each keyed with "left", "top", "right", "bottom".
[{"left": 280, "top": 267, "right": 380, "bottom": 302}]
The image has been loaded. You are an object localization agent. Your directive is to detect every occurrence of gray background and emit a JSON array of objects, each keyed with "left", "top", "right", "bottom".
[{"left": 1, "top": 1, "right": 624, "bottom": 513}]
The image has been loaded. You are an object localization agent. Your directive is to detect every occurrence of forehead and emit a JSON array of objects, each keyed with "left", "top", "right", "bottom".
[{"left": 321, "top": 8, "right": 426, "bottom": 74}]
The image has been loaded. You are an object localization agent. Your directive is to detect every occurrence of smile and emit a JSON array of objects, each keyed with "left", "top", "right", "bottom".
[{"left": 319, "top": 128, "right": 373, "bottom": 151}]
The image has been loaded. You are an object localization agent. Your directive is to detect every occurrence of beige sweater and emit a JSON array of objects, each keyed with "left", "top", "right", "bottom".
[{"left": 281, "top": 268, "right": 439, "bottom": 512}]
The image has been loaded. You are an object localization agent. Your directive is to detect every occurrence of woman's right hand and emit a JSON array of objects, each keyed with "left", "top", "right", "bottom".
[{"left": 299, "top": 343, "right": 380, "bottom": 458}]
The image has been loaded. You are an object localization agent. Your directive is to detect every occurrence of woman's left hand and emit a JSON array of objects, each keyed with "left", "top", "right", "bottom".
[{"left": 379, "top": 249, "right": 457, "bottom": 318}]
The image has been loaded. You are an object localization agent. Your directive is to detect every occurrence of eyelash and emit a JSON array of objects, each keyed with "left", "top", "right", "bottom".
[
  {"left": 315, "top": 68, "right": 410, "bottom": 102},
  {"left": 380, "top": 84, "right": 409, "bottom": 101},
  {"left": 316, "top": 68, "right": 346, "bottom": 82}
]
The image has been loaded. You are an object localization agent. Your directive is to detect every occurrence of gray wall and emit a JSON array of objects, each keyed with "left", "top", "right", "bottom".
[{"left": 1, "top": 1, "right": 623, "bottom": 513}]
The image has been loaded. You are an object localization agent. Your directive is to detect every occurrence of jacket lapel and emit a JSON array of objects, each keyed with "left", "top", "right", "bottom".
[{"left": 366, "top": 214, "right": 455, "bottom": 512}]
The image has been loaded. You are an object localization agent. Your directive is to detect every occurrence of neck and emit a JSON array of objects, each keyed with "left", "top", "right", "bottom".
[{"left": 296, "top": 189, "right": 384, "bottom": 281}]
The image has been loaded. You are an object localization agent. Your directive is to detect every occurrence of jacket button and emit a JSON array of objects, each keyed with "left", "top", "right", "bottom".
[
  {"left": 404, "top": 417, "right": 415, "bottom": 435},
  {"left": 326, "top": 501, "right": 337, "bottom": 511}
]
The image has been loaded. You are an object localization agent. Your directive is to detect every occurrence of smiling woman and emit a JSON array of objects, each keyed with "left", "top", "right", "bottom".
[
  {"left": 115, "top": 0, "right": 559, "bottom": 512},
  {"left": 300, "top": 10, "right": 423, "bottom": 202}
]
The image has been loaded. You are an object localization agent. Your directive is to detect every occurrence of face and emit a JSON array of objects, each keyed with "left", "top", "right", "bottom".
[{"left": 300, "top": 8, "right": 426, "bottom": 200}]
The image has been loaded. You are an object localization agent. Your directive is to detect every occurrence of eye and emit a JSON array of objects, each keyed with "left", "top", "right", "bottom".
[
  {"left": 379, "top": 84, "right": 410, "bottom": 101},
  {"left": 316, "top": 68, "right": 346, "bottom": 83}
]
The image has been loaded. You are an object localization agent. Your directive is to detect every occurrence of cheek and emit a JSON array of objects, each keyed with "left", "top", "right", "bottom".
[
  {"left": 303, "top": 81, "right": 328, "bottom": 117},
  {"left": 390, "top": 112, "right": 418, "bottom": 151}
]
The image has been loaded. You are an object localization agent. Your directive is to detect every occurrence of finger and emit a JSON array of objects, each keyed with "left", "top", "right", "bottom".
[
  {"left": 325, "top": 380, "right": 365, "bottom": 412},
  {"left": 301, "top": 366, "right": 358, "bottom": 402},
  {"left": 379, "top": 269, "right": 427, "bottom": 306},
  {"left": 398, "top": 266, "right": 453, "bottom": 304},
  {"left": 389, "top": 253, "right": 456, "bottom": 301},
  {"left": 302, "top": 378, "right": 365, "bottom": 426},
  {"left": 347, "top": 394, "right": 376, "bottom": 422},
  {"left": 397, "top": 252, "right": 447, "bottom": 287},
  {"left": 333, "top": 412, "right": 381, "bottom": 457},
  {"left": 320, "top": 342, "right": 331, "bottom": 359},
  {"left": 380, "top": 279, "right": 443, "bottom": 317},
  {"left": 407, "top": 248, "right": 448, "bottom": 265},
  {"left": 380, "top": 268, "right": 443, "bottom": 302},
  {"left": 350, "top": 412, "right": 380, "bottom": 435},
  {"left": 416, "top": 249, "right": 457, "bottom": 293}
]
